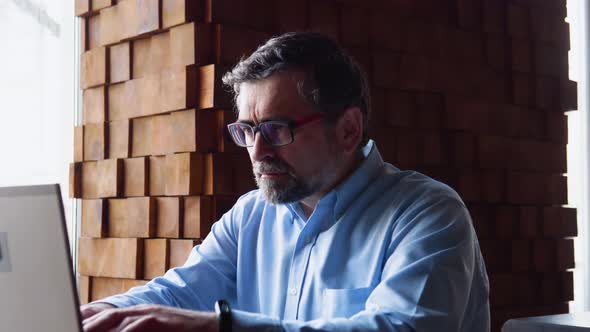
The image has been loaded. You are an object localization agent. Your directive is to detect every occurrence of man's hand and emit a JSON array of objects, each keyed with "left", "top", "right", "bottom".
[
  {"left": 82, "top": 304, "right": 219, "bottom": 332},
  {"left": 80, "top": 302, "right": 116, "bottom": 320}
]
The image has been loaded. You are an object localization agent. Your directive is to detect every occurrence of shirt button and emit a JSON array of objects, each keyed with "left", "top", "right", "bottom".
[
  {"left": 306, "top": 237, "right": 312, "bottom": 244},
  {"left": 288, "top": 288, "right": 297, "bottom": 296}
]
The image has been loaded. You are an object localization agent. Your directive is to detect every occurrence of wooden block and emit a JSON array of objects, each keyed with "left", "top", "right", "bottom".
[
  {"left": 371, "top": 51, "right": 400, "bottom": 88},
  {"left": 132, "top": 0, "right": 160, "bottom": 36},
  {"left": 132, "top": 37, "right": 152, "bottom": 79},
  {"left": 545, "top": 113, "right": 568, "bottom": 144},
  {"left": 519, "top": 206, "right": 541, "bottom": 238},
  {"left": 511, "top": 241, "right": 531, "bottom": 275},
  {"left": 217, "top": 110, "right": 241, "bottom": 154},
  {"left": 131, "top": 116, "right": 154, "bottom": 157},
  {"left": 213, "top": 195, "right": 238, "bottom": 220},
  {"left": 82, "top": 159, "right": 122, "bottom": 198},
  {"left": 143, "top": 239, "right": 169, "bottom": 279},
  {"left": 533, "top": 239, "right": 575, "bottom": 272},
  {"left": 506, "top": 172, "right": 567, "bottom": 205},
  {"left": 74, "top": 126, "right": 84, "bottom": 163},
  {"left": 108, "top": 120, "right": 130, "bottom": 159},
  {"left": 81, "top": 199, "right": 107, "bottom": 238},
  {"left": 384, "top": 90, "right": 414, "bottom": 128},
  {"left": 495, "top": 206, "right": 518, "bottom": 239},
  {"left": 149, "top": 32, "right": 172, "bottom": 77},
  {"left": 169, "top": 109, "right": 216, "bottom": 153},
  {"left": 214, "top": 24, "right": 268, "bottom": 65},
  {"left": 438, "top": 28, "right": 484, "bottom": 65},
  {"left": 78, "top": 275, "right": 91, "bottom": 305},
  {"left": 90, "top": 277, "right": 147, "bottom": 302},
  {"left": 535, "top": 76, "right": 559, "bottom": 110},
  {"left": 511, "top": 39, "right": 532, "bottom": 73},
  {"left": 123, "top": 157, "right": 149, "bottom": 197},
  {"left": 91, "top": 0, "right": 114, "bottom": 11},
  {"left": 107, "top": 198, "right": 127, "bottom": 237},
  {"left": 149, "top": 155, "right": 167, "bottom": 196},
  {"left": 468, "top": 204, "right": 492, "bottom": 239},
  {"left": 205, "top": 0, "right": 245, "bottom": 25},
  {"left": 75, "top": 0, "right": 90, "bottom": 17},
  {"left": 198, "top": 64, "right": 231, "bottom": 109},
  {"left": 84, "top": 122, "right": 106, "bottom": 161},
  {"left": 481, "top": 169, "right": 504, "bottom": 203},
  {"left": 456, "top": 171, "right": 481, "bottom": 203},
  {"left": 127, "top": 197, "right": 156, "bottom": 237},
  {"left": 203, "top": 153, "right": 233, "bottom": 195},
  {"left": 561, "top": 79, "right": 578, "bottom": 111},
  {"left": 70, "top": 163, "right": 82, "bottom": 198},
  {"left": 340, "top": 6, "right": 369, "bottom": 47},
  {"left": 166, "top": 153, "right": 204, "bottom": 196},
  {"left": 233, "top": 153, "right": 256, "bottom": 194},
  {"left": 170, "top": 22, "right": 213, "bottom": 68},
  {"left": 83, "top": 86, "right": 106, "bottom": 124},
  {"left": 369, "top": 9, "right": 402, "bottom": 51},
  {"left": 109, "top": 42, "right": 131, "bottom": 84},
  {"left": 78, "top": 237, "right": 143, "bottom": 279},
  {"left": 162, "top": 0, "right": 203, "bottom": 29},
  {"left": 403, "top": 20, "right": 439, "bottom": 55},
  {"left": 81, "top": 46, "right": 107, "bottom": 89},
  {"left": 80, "top": 18, "right": 87, "bottom": 53},
  {"left": 160, "top": 66, "right": 198, "bottom": 112},
  {"left": 535, "top": 43, "right": 567, "bottom": 77},
  {"left": 512, "top": 73, "right": 533, "bottom": 106},
  {"left": 137, "top": 74, "right": 161, "bottom": 117},
  {"left": 507, "top": 4, "right": 529, "bottom": 39},
  {"left": 457, "top": 0, "right": 482, "bottom": 30},
  {"left": 309, "top": 0, "right": 340, "bottom": 41},
  {"left": 485, "top": 36, "right": 506, "bottom": 71},
  {"left": 156, "top": 197, "right": 183, "bottom": 238},
  {"left": 151, "top": 114, "right": 172, "bottom": 156},
  {"left": 183, "top": 196, "right": 213, "bottom": 239},
  {"left": 477, "top": 135, "right": 509, "bottom": 169},
  {"left": 274, "top": 0, "right": 307, "bottom": 33},
  {"left": 87, "top": 14, "right": 101, "bottom": 50},
  {"left": 109, "top": 197, "right": 156, "bottom": 238},
  {"left": 107, "top": 82, "right": 130, "bottom": 121},
  {"left": 100, "top": 0, "right": 160, "bottom": 46},
  {"left": 449, "top": 132, "right": 475, "bottom": 167},
  {"left": 169, "top": 239, "right": 198, "bottom": 268},
  {"left": 542, "top": 207, "right": 578, "bottom": 238}
]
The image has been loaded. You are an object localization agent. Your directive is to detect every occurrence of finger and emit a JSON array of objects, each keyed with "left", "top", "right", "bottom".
[
  {"left": 83, "top": 308, "right": 128, "bottom": 332},
  {"left": 118, "top": 316, "right": 159, "bottom": 332}
]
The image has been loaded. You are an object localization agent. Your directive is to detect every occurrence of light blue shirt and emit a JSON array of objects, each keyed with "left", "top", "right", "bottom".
[{"left": 102, "top": 140, "right": 490, "bottom": 331}]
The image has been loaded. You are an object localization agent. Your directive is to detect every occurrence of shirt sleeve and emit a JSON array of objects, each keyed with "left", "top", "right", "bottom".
[
  {"left": 96, "top": 205, "right": 240, "bottom": 311},
  {"left": 229, "top": 196, "right": 488, "bottom": 332}
]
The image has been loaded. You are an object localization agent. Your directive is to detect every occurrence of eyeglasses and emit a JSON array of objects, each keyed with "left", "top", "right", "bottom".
[{"left": 227, "top": 113, "right": 323, "bottom": 147}]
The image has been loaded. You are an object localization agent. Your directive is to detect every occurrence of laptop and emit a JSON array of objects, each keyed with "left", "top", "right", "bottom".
[{"left": 0, "top": 184, "right": 82, "bottom": 331}]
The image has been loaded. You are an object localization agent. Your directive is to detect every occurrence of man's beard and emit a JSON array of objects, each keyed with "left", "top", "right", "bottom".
[{"left": 253, "top": 158, "right": 319, "bottom": 204}]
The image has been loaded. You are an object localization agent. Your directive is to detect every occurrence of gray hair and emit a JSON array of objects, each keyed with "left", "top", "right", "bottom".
[{"left": 222, "top": 31, "right": 371, "bottom": 146}]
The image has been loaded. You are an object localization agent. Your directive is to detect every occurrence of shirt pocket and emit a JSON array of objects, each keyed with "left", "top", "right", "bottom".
[{"left": 322, "top": 287, "right": 374, "bottom": 319}]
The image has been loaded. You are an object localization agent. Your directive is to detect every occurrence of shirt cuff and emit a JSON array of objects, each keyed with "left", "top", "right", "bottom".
[{"left": 232, "top": 309, "right": 284, "bottom": 332}]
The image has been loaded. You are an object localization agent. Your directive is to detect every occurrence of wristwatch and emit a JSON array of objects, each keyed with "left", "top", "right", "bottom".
[{"left": 214, "top": 299, "right": 232, "bottom": 332}]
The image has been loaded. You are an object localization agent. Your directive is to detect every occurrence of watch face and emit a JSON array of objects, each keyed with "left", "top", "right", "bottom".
[{"left": 0, "top": 232, "right": 12, "bottom": 272}]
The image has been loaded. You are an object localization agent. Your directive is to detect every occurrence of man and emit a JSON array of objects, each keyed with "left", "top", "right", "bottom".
[{"left": 81, "top": 32, "right": 490, "bottom": 332}]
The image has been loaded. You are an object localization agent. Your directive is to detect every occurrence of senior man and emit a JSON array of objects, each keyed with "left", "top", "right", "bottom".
[{"left": 81, "top": 32, "right": 490, "bottom": 332}]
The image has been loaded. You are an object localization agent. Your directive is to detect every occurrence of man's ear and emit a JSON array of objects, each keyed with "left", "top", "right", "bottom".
[{"left": 336, "top": 106, "right": 363, "bottom": 153}]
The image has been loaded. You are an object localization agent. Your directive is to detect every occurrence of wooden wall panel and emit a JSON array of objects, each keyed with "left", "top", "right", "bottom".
[
  {"left": 78, "top": 238, "right": 143, "bottom": 279},
  {"left": 74, "top": 3, "right": 576, "bottom": 330}
]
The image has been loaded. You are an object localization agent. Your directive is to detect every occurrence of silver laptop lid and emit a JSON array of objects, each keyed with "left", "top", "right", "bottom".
[{"left": 0, "top": 184, "right": 81, "bottom": 332}]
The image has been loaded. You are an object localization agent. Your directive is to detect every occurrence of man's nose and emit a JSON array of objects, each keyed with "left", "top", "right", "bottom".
[{"left": 248, "top": 131, "right": 275, "bottom": 161}]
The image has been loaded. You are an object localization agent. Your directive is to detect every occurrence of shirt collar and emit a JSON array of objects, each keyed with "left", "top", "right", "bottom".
[{"left": 332, "top": 140, "right": 388, "bottom": 219}]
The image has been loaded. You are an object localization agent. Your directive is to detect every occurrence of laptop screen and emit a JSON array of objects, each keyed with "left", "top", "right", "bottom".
[{"left": 0, "top": 184, "right": 81, "bottom": 332}]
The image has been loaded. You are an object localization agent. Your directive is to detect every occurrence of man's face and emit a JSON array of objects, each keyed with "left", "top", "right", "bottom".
[{"left": 236, "top": 71, "right": 343, "bottom": 204}]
